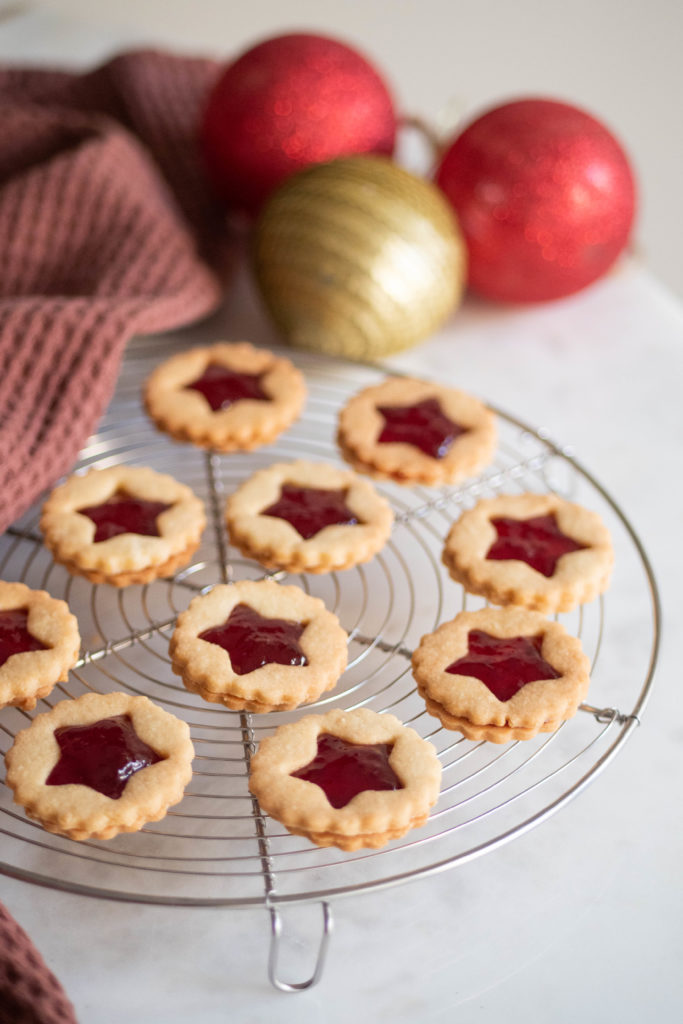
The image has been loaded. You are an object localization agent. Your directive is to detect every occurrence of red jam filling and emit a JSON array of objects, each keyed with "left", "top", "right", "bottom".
[
  {"left": 78, "top": 491, "right": 172, "bottom": 543},
  {"left": 199, "top": 603, "right": 307, "bottom": 675},
  {"left": 447, "top": 629, "right": 560, "bottom": 702},
  {"left": 486, "top": 513, "right": 586, "bottom": 577},
  {"left": 377, "top": 398, "right": 466, "bottom": 458},
  {"left": 186, "top": 364, "right": 267, "bottom": 411},
  {"left": 0, "top": 609, "right": 49, "bottom": 668},
  {"left": 46, "top": 714, "right": 163, "bottom": 799},
  {"left": 261, "top": 485, "right": 359, "bottom": 540},
  {"left": 291, "top": 733, "right": 401, "bottom": 809}
]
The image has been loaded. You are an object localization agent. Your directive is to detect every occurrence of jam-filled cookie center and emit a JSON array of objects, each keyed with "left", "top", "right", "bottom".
[
  {"left": 447, "top": 629, "right": 560, "bottom": 702},
  {"left": 291, "top": 733, "right": 402, "bottom": 809},
  {"left": 78, "top": 491, "right": 172, "bottom": 543},
  {"left": 377, "top": 397, "right": 466, "bottom": 458},
  {"left": 486, "top": 513, "right": 586, "bottom": 577},
  {"left": 261, "top": 485, "right": 359, "bottom": 540},
  {"left": 199, "top": 603, "right": 308, "bottom": 675},
  {"left": 186, "top": 364, "right": 268, "bottom": 411},
  {"left": 46, "top": 714, "right": 163, "bottom": 799},
  {"left": 0, "top": 608, "right": 49, "bottom": 667}
]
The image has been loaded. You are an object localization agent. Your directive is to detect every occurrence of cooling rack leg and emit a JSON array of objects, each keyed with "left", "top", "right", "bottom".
[{"left": 267, "top": 902, "right": 333, "bottom": 992}]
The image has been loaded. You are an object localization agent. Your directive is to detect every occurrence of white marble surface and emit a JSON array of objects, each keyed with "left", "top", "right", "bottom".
[{"left": 0, "top": 6, "right": 681, "bottom": 1024}]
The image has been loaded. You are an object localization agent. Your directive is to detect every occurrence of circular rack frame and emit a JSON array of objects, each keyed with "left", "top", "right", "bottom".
[{"left": 0, "top": 340, "right": 660, "bottom": 990}]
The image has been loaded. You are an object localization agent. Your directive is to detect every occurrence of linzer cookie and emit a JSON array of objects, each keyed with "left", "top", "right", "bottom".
[
  {"left": 249, "top": 708, "right": 442, "bottom": 850},
  {"left": 338, "top": 376, "right": 497, "bottom": 485},
  {"left": 412, "top": 607, "right": 591, "bottom": 743},
  {"left": 4, "top": 692, "right": 194, "bottom": 840},
  {"left": 225, "top": 460, "right": 393, "bottom": 573},
  {"left": 40, "top": 465, "right": 206, "bottom": 586},
  {"left": 0, "top": 581, "right": 81, "bottom": 710},
  {"left": 442, "top": 492, "right": 614, "bottom": 612},
  {"left": 143, "top": 341, "right": 306, "bottom": 451},
  {"left": 170, "top": 580, "right": 348, "bottom": 712}
]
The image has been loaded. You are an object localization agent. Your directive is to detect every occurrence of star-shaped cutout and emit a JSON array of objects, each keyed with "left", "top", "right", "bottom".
[
  {"left": 486, "top": 513, "right": 586, "bottom": 577},
  {"left": 78, "top": 491, "right": 171, "bottom": 543},
  {"left": 186, "top": 364, "right": 267, "bottom": 411},
  {"left": 291, "top": 733, "right": 401, "bottom": 809},
  {"left": 0, "top": 609, "right": 48, "bottom": 668},
  {"left": 46, "top": 714, "right": 163, "bottom": 799},
  {"left": 261, "top": 485, "right": 358, "bottom": 540},
  {"left": 377, "top": 397, "right": 466, "bottom": 458},
  {"left": 446, "top": 629, "right": 560, "bottom": 702},
  {"left": 199, "top": 603, "right": 307, "bottom": 675}
]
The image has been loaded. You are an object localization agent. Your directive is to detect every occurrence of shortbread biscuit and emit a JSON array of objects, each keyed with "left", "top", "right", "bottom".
[
  {"left": 143, "top": 341, "right": 306, "bottom": 451},
  {"left": 338, "top": 376, "right": 497, "bottom": 485},
  {"left": 4, "top": 692, "right": 194, "bottom": 840},
  {"left": 442, "top": 492, "right": 613, "bottom": 612},
  {"left": 412, "top": 607, "right": 591, "bottom": 743},
  {"left": 0, "top": 581, "right": 81, "bottom": 710},
  {"left": 249, "top": 708, "right": 442, "bottom": 850},
  {"left": 41, "top": 465, "right": 205, "bottom": 586},
  {"left": 170, "top": 580, "right": 348, "bottom": 712},
  {"left": 225, "top": 460, "right": 393, "bottom": 574}
]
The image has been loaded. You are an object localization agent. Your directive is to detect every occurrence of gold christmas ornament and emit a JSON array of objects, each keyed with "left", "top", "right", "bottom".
[{"left": 251, "top": 155, "right": 466, "bottom": 361}]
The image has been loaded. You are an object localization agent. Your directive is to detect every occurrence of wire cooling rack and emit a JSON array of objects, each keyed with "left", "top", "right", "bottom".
[{"left": 0, "top": 337, "right": 660, "bottom": 989}]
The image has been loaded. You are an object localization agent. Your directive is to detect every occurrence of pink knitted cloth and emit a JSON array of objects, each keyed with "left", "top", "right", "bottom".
[
  {"left": 0, "top": 901, "right": 77, "bottom": 1023},
  {"left": 0, "top": 49, "right": 231, "bottom": 534}
]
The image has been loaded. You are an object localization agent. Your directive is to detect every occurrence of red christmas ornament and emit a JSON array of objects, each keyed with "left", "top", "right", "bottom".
[
  {"left": 435, "top": 98, "right": 636, "bottom": 303},
  {"left": 200, "top": 33, "right": 397, "bottom": 215}
]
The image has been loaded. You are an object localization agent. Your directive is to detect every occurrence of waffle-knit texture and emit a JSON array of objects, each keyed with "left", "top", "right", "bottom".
[
  {"left": 0, "top": 50, "right": 229, "bottom": 533},
  {"left": 0, "top": 901, "right": 77, "bottom": 1024}
]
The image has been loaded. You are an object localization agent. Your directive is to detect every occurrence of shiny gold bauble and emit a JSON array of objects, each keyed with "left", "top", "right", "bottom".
[{"left": 251, "top": 155, "right": 466, "bottom": 361}]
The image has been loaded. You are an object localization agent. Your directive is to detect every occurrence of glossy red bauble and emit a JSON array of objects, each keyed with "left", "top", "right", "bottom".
[
  {"left": 435, "top": 98, "right": 637, "bottom": 303},
  {"left": 200, "top": 32, "right": 397, "bottom": 215}
]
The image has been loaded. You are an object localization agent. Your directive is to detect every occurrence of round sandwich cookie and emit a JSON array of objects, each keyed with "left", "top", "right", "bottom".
[
  {"left": 5, "top": 692, "right": 194, "bottom": 841},
  {"left": 143, "top": 341, "right": 306, "bottom": 451},
  {"left": 225, "top": 460, "right": 393, "bottom": 574},
  {"left": 249, "top": 708, "right": 442, "bottom": 851},
  {"left": 412, "top": 607, "right": 591, "bottom": 743},
  {"left": 0, "top": 581, "right": 81, "bottom": 711},
  {"left": 338, "top": 375, "right": 497, "bottom": 486},
  {"left": 40, "top": 465, "right": 206, "bottom": 586},
  {"left": 170, "top": 580, "right": 348, "bottom": 712},
  {"left": 442, "top": 492, "right": 614, "bottom": 613}
]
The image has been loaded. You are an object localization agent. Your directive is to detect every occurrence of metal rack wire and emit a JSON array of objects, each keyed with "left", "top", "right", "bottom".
[{"left": 0, "top": 339, "right": 660, "bottom": 990}]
